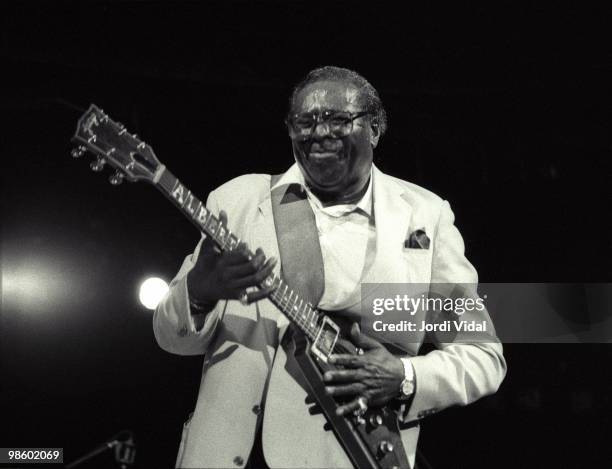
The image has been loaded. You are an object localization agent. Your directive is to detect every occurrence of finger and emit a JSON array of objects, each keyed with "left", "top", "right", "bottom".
[
  {"left": 222, "top": 243, "right": 249, "bottom": 259},
  {"left": 230, "top": 257, "right": 277, "bottom": 289},
  {"left": 325, "top": 383, "right": 364, "bottom": 397},
  {"left": 350, "top": 322, "right": 382, "bottom": 350},
  {"left": 246, "top": 287, "right": 274, "bottom": 304},
  {"left": 250, "top": 248, "right": 266, "bottom": 270},
  {"left": 221, "top": 245, "right": 253, "bottom": 266},
  {"left": 328, "top": 354, "right": 365, "bottom": 368},
  {"left": 323, "top": 369, "right": 365, "bottom": 384},
  {"left": 218, "top": 210, "right": 228, "bottom": 227},
  {"left": 238, "top": 242, "right": 254, "bottom": 260},
  {"left": 223, "top": 259, "right": 259, "bottom": 278},
  {"left": 230, "top": 288, "right": 247, "bottom": 301},
  {"left": 335, "top": 397, "right": 367, "bottom": 416},
  {"left": 198, "top": 235, "right": 219, "bottom": 256}
]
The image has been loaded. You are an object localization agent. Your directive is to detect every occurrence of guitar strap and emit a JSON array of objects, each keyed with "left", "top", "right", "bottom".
[{"left": 269, "top": 174, "right": 324, "bottom": 307}]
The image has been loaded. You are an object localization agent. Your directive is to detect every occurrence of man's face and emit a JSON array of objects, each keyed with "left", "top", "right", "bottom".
[{"left": 289, "top": 80, "right": 378, "bottom": 203}]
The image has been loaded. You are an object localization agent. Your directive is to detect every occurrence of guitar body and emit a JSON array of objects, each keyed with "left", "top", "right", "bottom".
[{"left": 290, "top": 325, "right": 411, "bottom": 469}]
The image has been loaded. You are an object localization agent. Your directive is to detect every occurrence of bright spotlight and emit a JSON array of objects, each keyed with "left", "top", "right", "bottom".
[{"left": 139, "top": 277, "right": 169, "bottom": 310}]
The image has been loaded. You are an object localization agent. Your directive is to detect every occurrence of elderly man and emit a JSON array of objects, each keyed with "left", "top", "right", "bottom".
[{"left": 154, "top": 66, "right": 506, "bottom": 468}]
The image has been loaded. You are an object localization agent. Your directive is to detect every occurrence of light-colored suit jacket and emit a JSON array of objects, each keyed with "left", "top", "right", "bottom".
[{"left": 154, "top": 164, "right": 506, "bottom": 469}]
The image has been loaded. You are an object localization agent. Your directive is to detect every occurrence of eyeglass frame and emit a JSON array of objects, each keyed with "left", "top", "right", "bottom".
[{"left": 285, "top": 110, "right": 372, "bottom": 139}]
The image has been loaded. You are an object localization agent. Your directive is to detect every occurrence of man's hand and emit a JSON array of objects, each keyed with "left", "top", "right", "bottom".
[
  {"left": 187, "top": 210, "right": 277, "bottom": 306},
  {"left": 324, "top": 323, "right": 405, "bottom": 416}
]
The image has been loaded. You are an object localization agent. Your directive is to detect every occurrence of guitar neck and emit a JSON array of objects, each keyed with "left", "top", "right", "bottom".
[{"left": 154, "top": 166, "right": 321, "bottom": 340}]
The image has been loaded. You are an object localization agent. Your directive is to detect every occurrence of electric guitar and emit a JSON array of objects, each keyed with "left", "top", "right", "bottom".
[{"left": 71, "top": 105, "right": 410, "bottom": 469}]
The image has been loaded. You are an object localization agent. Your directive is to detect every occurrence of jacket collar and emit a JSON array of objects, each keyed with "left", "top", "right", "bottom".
[
  {"left": 269, "top": 162, "right": 373, "bottom": 217},
  {"left": 260, "top": 163, "right": 413, "bottom": 225}
]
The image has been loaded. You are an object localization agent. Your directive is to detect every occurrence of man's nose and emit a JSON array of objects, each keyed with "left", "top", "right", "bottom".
[{"left": 312, "top": 121, "right": 332, "bottom": 139}]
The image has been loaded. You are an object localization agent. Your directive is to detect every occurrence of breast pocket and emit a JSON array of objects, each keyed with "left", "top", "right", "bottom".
[{"left": 402, "top": 248, "right": 432, "bottom": 283}]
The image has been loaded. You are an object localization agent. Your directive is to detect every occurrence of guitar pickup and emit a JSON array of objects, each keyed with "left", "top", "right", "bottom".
[{"left": 311, "top": 316, "right": 340, "bottom": 363}]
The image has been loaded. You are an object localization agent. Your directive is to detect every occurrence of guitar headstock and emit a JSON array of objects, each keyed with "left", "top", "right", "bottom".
[{"left": 71, "top": 104, "right": 162, "bottom": 185}]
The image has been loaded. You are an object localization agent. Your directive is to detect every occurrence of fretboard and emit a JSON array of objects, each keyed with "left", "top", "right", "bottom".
[{"left": 155, "top": 166, "right": 321, "bottom": 340}]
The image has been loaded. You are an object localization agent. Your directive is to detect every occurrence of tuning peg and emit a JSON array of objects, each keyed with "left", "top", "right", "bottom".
[
  {"left": 109, "top": 171, "right": 124, "bottom": 186},
  {"left": 71, "top": 146, "right": 86, "bottom": 158},
  {"left": 90, "top": 157, "right": 106, "bottom": 172}
]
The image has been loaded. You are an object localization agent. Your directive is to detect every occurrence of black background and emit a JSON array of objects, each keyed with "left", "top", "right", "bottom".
[{"left": 2, "top": 2, "right": 612, "bottom": 468}]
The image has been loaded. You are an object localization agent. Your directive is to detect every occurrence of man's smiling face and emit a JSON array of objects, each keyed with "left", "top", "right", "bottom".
[{"left": 289, "top": 80, "right": 378, "bottom": 204}]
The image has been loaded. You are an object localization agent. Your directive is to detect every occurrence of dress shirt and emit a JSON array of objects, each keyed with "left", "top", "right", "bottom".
[{"left": 271, "top": 163, "right": 376, "bottom": 311}]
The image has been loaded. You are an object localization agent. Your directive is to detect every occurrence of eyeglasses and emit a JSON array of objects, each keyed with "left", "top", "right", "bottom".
[{"left": 286, "top": 110, "right": 371, "bottom": 139}]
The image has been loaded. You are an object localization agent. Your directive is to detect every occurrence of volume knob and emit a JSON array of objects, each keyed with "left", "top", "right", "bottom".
[
  {"left": 378, "top": 440, "right": 394, "bottom": 454},
  {"left": 369, "top": 413, "right": 383, "bottom": 427}
]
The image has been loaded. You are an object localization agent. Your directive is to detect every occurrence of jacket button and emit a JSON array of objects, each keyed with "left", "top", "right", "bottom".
[
  {"left": 177, "top": 326, "right": 188, "bottom": 337},
  {"left": 233, "top": 456, "right": 244, "bottom": 466},
  {"left": 252, "top": 405, "right": 261, "bottom": 415}
]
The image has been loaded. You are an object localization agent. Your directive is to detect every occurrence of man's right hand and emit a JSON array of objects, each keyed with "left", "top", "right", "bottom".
[{"left": 186, "top": 210, "right": 277, "bottom": 307}]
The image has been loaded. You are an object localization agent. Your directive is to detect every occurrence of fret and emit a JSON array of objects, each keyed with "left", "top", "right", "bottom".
[
  {"left": 306, "top": 306, "right": 318, "bottom": 336},
  {"left": 217, "top": 225, "right": 227, "bottom": 247},
  {"left": 289, "top": 293, "right": 298, "bottom": 320},
  {"left": 308, "top": 307, "right": 319, "bottom": 329},
  {"left": 299, "top": 300, "right": 310, "bottom": 334},
  {"left": 189, "top": 199, "right": 202, "bottom": 217},
  {"left": 297, "top": 299, "right": 306, "bottom": 325},
  {"left": 287, "top": 290, "right": 294, "bottom": 309},
  {"left": 204, "top": 214, "right": 219, "bottom": 235},
  {"left": 293, "top": 300, "right": 303, "bottom": 326},
  {"left": 221, "top": 230, "right": 230, "bottom": 250},
  {"left": 195, "top": 205, "right": 209, "bottom": 226},
  {"left": 226, "top": 234, "right": 238, "bottom": 251},
  {"left": 156, "top": 167, "right": 177, "bottom": 194},
  {"left": 213, "top": 219, "right": 224, "bottom": 239},
  {"left": 184, "top": 193, "right": 200, "bottom": 215},
  {"left": 170, "top": 181, "right": 188, "bottom": 205}
]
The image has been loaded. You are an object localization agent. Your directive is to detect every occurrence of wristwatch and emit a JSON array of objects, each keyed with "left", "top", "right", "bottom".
[{"left": 398, "top": 357, "right": 415, "bottom": 400}]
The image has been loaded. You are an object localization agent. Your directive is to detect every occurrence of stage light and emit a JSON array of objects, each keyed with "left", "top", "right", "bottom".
[
  {"left": 3, "top": 256, "right": 77, "bottom": 314},
  {"left": 138, "top": 277, "right": 169, "bottom": 310}
]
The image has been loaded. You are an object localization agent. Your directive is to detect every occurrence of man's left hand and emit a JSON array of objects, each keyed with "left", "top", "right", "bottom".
[{"left": 324, "top": 323, "right": 405, "bottom": 416}]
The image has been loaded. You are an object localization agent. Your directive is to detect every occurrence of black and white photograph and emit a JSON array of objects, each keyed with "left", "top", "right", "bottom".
[{"left": 2, "top": 2, "right": 611, "bottom": 468}]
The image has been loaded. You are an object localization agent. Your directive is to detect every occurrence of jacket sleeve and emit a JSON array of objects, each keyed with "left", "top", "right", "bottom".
[
  {"left": 401, "top": 200, "right": 507, "bottom": 422},
  {"left": 153, "top": 190, "right": 226, "bottom": 356}
]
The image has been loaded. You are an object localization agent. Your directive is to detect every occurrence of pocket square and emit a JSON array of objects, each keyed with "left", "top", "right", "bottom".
[{"left": 405, "top": 228, "right": 430, "bottom": 249}]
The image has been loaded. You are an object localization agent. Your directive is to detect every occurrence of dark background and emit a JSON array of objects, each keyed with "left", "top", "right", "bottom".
[{"left": 2, "top": 2, "right": 611, "bottom": 468}]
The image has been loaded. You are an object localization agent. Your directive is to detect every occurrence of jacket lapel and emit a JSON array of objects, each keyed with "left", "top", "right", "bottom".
[{"left": 362, "top": 166, "right": 414, "bottom": 285}]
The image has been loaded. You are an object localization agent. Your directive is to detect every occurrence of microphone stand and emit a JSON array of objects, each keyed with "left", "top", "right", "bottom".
[{"left": 65, "top": 430, "right": 136, "bottom": 468}]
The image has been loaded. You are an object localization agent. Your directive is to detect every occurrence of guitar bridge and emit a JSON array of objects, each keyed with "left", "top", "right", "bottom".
[{"left": 311, "top": 316, "right": 340, "bottom": 363}]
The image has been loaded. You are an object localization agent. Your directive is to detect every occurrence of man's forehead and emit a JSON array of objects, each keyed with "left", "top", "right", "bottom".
[{"left": 295, "top": 81, "right": 361, "bottom": 111}]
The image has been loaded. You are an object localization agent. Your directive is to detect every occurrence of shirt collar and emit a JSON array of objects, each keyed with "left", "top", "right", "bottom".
[{"left": 271, "top": 162, "right": 373, "bottom": 218}]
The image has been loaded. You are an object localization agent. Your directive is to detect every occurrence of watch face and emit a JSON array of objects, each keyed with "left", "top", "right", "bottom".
[{"left": 401, "top": 379, "right": 414, "bottom": 397}]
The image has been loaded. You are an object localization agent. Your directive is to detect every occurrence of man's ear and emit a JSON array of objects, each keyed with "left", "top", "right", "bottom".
[{"left": 370, "top": 120, "right": 381, "bottom": 148}]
